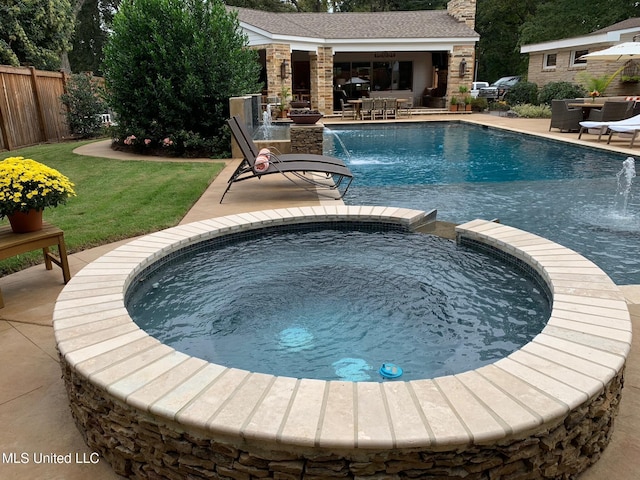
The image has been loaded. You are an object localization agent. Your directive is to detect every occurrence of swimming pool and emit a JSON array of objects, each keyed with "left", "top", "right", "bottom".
[{"left": 324, "top": 122, "right": 640, "bottom": 284}]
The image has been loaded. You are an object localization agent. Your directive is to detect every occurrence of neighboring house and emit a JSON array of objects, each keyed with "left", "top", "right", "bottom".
[
  {"left": 231, "top": 0, "right": 479, "bottom": 114},
  {"left": 521, "top": 18, "right": 640, "bottom": 96}
]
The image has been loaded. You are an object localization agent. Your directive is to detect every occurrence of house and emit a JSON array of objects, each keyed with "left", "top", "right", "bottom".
[
  {"left": 230, "top": 0, "right": 479, "bottom": 113},
  {"left": 521, "top": 18, "right": 640, "bottom": 96}
]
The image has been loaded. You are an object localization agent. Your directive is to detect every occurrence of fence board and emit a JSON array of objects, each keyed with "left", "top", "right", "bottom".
[{"left": 0, "top": 66, "right": 74, "bottom": 151}]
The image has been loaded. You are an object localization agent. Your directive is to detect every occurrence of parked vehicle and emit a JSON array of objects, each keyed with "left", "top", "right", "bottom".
[
  {"left": 478, "top": 76, "right": 521, "bottom": 101},
  {"left": 470, "top": 81, "right": 489, "bottom": 98}
]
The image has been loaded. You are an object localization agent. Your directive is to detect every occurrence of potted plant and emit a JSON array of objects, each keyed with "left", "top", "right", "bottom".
[
  {"left": 464, "top": 95, "right": 473, "bottom": 111},
  {"left": 277, "top": 85, "right": 292, "bottom": 118},
  {"left": 0, "top": 157, "right": 76, "bottom": 233},
  {"left": 449, "top": 96, "right": 459, "bottom": 111}
]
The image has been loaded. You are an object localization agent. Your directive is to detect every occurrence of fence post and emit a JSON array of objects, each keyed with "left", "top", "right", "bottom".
[
  {"left": 29, "top": 67, "right": 48, "bottom": 143},
  {"left": 0, "top": 73, "right": 13, "bottom": 150}
]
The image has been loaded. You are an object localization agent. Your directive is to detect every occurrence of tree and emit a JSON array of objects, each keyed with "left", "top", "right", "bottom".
[
  {"left": 520, "top": 0, "right": 640, "bottom": 45},
  {"left": 68, "top": 0, "right": 121, "bottom": 74},
  {"left": 475, "top": 0, "right": 537, "bottom": 83},
  {"left": 0, "top": 0, "right": 75, "bottom": 70},
  {"left": 103, "top": 0, "right": 261, "bottom": 156}
]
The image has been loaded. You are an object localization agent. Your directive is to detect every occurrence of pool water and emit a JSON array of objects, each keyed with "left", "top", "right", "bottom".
[
  {"left": 324, "top": 123, "right": 640, "bottom": 284},
  {"left": 127, "top": 228, "right": 550, "bottom": 382}
]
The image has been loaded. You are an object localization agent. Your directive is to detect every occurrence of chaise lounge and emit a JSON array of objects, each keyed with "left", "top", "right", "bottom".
[{"left": 222, "top": 117, "right": 354, "bottom": 203}]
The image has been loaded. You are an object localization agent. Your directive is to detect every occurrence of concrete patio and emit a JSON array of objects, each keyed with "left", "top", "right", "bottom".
[{"left": 0, "top": 113, "right": 638, "bottom": 479}]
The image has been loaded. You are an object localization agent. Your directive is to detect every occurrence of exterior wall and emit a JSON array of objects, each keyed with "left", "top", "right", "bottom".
[
  {"left": 309, "top": 47, "right": 333, "bottom": 113},
  {"left": 447, "top": 0, "right": 477, "bottom": 29},
  {"left": 446, "top": 45, "right": 476, "bottom": 101},
  {"left": 527, "top": 52, "right": 640, "bottom": 97}
]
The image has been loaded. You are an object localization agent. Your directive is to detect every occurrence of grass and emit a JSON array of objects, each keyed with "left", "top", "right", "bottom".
[{"left": 0, "top": 140, "right": 225, "bottom": 274}]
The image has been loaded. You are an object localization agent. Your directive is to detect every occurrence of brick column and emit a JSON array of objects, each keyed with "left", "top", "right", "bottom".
[{"left": 446, "top": 46, "right": 476, "bottom": 100}]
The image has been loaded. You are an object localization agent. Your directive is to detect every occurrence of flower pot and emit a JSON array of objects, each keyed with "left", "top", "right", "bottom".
[{"left": 7, "top": 209, "right": 43, "bottom": 233}]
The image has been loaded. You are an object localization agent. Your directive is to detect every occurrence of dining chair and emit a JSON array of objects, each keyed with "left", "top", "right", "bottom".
[{"left": 361, "top": 98, "right": 374, "bottom": 120}]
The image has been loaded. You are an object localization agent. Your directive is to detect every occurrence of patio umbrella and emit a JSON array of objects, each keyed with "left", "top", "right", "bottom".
[
  {"left": 344, "top": 77, "right": 369, "bottom": 85},
  {"left": 580, "top": 42, "right": 640, "bottom": 62}
]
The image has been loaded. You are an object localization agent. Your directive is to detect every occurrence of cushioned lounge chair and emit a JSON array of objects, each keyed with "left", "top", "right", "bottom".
[
  {"left": 223, "top": 117, "right": 353, "bottom": 203},
  {"left": 578, "top": 112, "right": 640, "bottom": 142},
  {"left": 229, "top": 116, "right": 346, "bottom": 167},
  {"left": 577, "top": 101, "right": 633, "bottom": 140},
  {"left": 606, "top": 125, "right": 640, "bottom": 147}
]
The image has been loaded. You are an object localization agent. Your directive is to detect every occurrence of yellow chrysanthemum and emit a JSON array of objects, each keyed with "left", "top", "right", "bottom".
[{"left": 0, "top": 157, "right": 75, "bottom": 217}]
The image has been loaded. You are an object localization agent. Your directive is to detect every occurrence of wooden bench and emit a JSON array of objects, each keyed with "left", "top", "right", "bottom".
[{"left": 0, "top": 222, "right": 71, "bottom": 308}]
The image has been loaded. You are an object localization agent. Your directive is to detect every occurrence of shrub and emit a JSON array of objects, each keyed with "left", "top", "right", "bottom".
[
  {"left": 471, "top": 97, "right": 488, "bottom": 112},
  {"left": 103, "top": 0, "right": 261, "bottom": 157},
  {"left": 510, "top": 103, "right": 552, "bottom": 118},
  {"left": 60, "top": 73, "right": 108, "bottom": 138},
  {"left": 504, "top": 81, "right": 539, "bottom": 105},
  {"left": 538, "top": 82, "right": 587, "bottom": 105}
]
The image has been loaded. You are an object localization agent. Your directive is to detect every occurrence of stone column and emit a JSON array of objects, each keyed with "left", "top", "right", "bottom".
[
  {"left": 446, "top": 45, "right": 476, "bottom": 101},
  {"left": 310, "top": 47, "right": 334, "bottom": 114},
  {"left": 265, "top": 44, "right": 292, "bottom": 101}
]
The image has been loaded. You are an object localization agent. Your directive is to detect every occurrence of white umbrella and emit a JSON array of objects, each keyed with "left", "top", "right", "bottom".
[
  {"left": 344, "top": 77, "right": 369, "bottom": 85},
  {"left": 580, "top": 42, "right": 640, "bottom": 62}
]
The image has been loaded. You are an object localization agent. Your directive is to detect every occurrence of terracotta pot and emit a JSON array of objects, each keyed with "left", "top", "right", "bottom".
[{"left": 7, "top": 209, "right": 43, "bottom": 233}]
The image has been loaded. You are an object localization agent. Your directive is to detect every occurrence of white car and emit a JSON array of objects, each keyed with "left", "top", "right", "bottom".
[{"left": 470, "top": 81, "right": 489, "bottom": 98}]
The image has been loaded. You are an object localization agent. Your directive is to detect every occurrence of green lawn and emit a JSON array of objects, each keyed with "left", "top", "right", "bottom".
[{"left": 0, "top": 140, "right": 225, "bottom": 274}]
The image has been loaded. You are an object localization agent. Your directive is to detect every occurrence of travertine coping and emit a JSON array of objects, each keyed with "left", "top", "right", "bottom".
[{"left": 54, "top": 206, "right": 631, "bottom": 452}]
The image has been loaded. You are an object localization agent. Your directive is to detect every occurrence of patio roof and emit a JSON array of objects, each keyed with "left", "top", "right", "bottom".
[{"left": 232, "top": 7, "right": 478, "bottom": 45}]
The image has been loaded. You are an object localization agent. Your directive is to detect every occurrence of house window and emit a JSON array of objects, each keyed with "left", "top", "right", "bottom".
[
  {"left": 543, "top": 53, "right": 557, "bottom": 70},
  {"left": 572, "top": 49, "right": 588, "bottom": 66}
]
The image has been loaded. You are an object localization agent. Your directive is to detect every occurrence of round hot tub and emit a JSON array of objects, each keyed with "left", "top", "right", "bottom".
[{"left": 54, "top": 206, "right": 631, "bottom": 479}]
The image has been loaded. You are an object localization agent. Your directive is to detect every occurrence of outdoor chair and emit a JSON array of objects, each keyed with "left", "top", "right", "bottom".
[
  {"left": 360, "top": 98, "right": 374, "bottom": 120},
  {"left": 549, "top": 100, "right": 583, "bottom": 133},
  {"left": 223, "top": 117, "right": 353, "bottom": 203},
  {"left": 578, "top": 103, "right": 636, "bottom": 140},
  {"left": 340, "top": 99, "right": 355, "bottom": 120},
  {"left": 372, "top": 98, "right": 386, "bottom": 120},
  {"left": 384, "top": 98, "right": 398, "bottom": 119}
]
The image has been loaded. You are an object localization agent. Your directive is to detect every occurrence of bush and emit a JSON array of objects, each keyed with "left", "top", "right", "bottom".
[
  {"left": 103, "top": 0, "right": 261, "bottom": 157},
  {"left": 510, "top": 103, "right": 552, "bottom": 118},
  {"left": 504, "top": 81, "right": 539, "bottom": 105},
  {"left": 60, "top": 73, "right": 108, "bottom": 138},
  {"left": 538, "top": 82, "right": 587, "bottom": 105},
  {"left": 471, "top": 97, "right": 488, "bottom": 112}
]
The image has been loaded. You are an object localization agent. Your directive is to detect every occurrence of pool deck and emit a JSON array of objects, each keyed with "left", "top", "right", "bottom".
[{"left": 1, "top": 113, "right": 639, "bottom": 479}]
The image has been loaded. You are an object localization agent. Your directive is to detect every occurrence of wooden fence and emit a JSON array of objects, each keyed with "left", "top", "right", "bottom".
[{"left": 0, "top": 65, "right": 72, "bottom": 151}]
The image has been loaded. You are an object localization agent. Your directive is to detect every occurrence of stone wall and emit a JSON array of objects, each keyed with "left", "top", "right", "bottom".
[
  {"left": 264, "top": 44, "right": 293, "bottom": 101},
  {"left": 310, "top": 47, "right": 334, "bottom": 114},
  {"left": 447, "top": 0, "right": 477, "bottom": 29},
  {"left": 290, "top": 125, "right": 324, "bottom": 155},
  {"left": 447, "top": 45, "right": 477, "bottom": 101},
  {"left": 60, "top": 357, "right": 625, "bottom": 480}
]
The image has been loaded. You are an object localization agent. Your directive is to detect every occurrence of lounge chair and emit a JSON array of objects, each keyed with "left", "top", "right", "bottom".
[
  {"left": 577, "top": 101, "right": 633, "bottom": 140},
  {"left": 228, "top": 116, "right": 346, "bottom": 167},
  {"left": 578, "top": 112, "right": 640, "bottom": 142},
  {"left": 606, "top": 125, "right": 640, "bottom": 147},
  {"left": 223, "top": 117, "right": 353, "bottom": 203}
]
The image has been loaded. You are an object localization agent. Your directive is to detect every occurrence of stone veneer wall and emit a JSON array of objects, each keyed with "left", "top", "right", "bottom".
[
  {"left": 447, "top": 45, "right": 477, "bottom": 101},
  {"left": 264, "top": 44, "right": 293, "bottom": 100},
  {"left": 290, "top": 125, "right": 324, "bottom": 155},
  {"left": 61, "top": 360, "right": 623, "bottom": 480},
  {"left": 447, "top": 0, "right": 477, "bottom": 29},
  {"left": 310, "top": 47, "right": 334, "bottom": 114}
]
